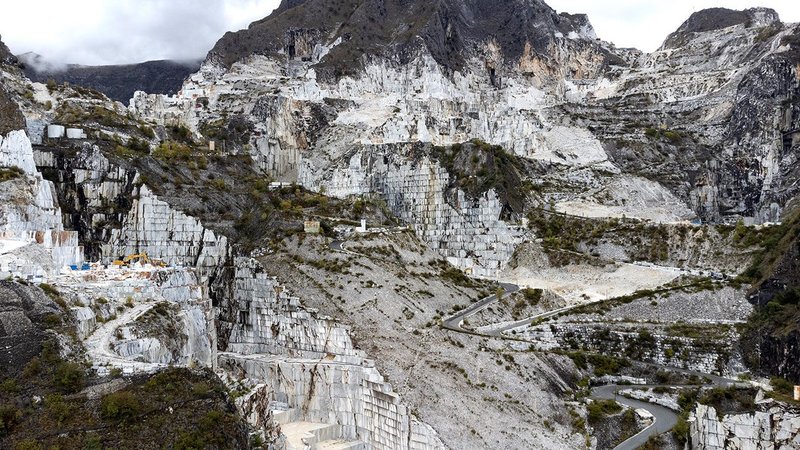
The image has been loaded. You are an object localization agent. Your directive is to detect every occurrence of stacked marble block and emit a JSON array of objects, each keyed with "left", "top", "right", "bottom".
[
  {"left": 225, "top": 257, "right": 443, "bottom": 450},
  {"left": 105, "top": 185, "right": 227, "bottom": 274},
  {"left": 221, "top": 355, "right": 443, "bottom": 450},
  {"left": 689, "top": 403, "right": 800, "bottom": 450},
  {"left": 378, "top": 156, "right": 524, "bottom": 278}
]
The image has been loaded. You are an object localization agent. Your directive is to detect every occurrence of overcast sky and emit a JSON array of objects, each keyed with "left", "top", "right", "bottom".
[
  {"left": 0, "top": 1, "right": 798, "bottom": 66},
  {"left": 547, "top": 1, "right": 800, "bottom": 51}
]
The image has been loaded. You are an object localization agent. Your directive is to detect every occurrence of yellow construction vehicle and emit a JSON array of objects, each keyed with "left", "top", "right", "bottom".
[
  {"left": 123, "top": 253, "right": 151, "bottom": 265},
  {"left": 110, "top": 252, "right": 167, "bottom": 268}
]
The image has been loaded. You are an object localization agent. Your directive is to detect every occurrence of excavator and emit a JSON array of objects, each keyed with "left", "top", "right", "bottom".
[{"left": 111, "top": 252, "right": 167, "bottom": 268}]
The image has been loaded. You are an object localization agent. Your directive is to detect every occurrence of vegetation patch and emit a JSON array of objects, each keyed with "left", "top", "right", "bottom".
[
  {"left": 432, "top": 140, "right": 533, "bottom": 218},
  {"left": 587, "top": 399, "right": 622, "bottom": 424},
  {"left": 0, "top": 166, "right": 24, "bottom": 182},
  {"left": 563, "top": 350, "right": 631, "bottom": 377},
  {"left": 1, "top": 346, "right": 248, "bottom": 450}
]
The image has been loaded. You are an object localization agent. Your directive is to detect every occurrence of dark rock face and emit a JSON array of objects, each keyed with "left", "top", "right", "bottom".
[
  {"left": 664, "top": 7, "right": 780, "bottom": 49},
  {"left": 0, "top": 85, "right": 25, "bottom": 136},
  {"left": 741, "top": 221, "right": 800, "bottom": 383},
  {"left": 720, "top": 55, "right": 800, "bottom": 218},
  {"left": 0, "top": 35, "right": 18, "bottom": 66},
  {"left": 0, "top": 281, "right": 62, "bottom": 375},
  {"left": 23, "top": 59, "right": 201, "bottom": 103},
  {"left": 0, "top": 37, "right": 25, "bottom": 135},
  {"left": 209, "top": 0, "right": 612, "bottom": 78},
  {"left": 679, "top": 8, "right": 753, "bottom": 33},
  {"left": 37, "top": 145, "right": 139, "bottom": 262}
]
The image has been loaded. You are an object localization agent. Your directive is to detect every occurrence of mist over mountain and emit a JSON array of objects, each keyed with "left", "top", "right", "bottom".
[{"left": 19, "top": 52, "right": 201, "bottom": 103}]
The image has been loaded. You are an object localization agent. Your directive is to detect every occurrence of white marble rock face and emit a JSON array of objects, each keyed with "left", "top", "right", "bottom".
[
  {"left": 1, "top": 130, "right": 83, "bottom": 275},
  {"left": 690, "top": 403, "right": 800, "bottom": 450},
  {"left": 104, "top": 185, "right": 227, "bottom": 275},
  {"left": 223, "top": 257, "right": 444, "bottom": 450}
]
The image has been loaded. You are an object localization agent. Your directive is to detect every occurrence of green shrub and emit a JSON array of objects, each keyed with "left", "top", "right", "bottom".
[
  {"left": 771, "top": 377, "right": 794, "bottom": 395},
  {"left": 522, "top": 288, "right": 543, "bottom": 305},
  {"left": 46, "top": 79, "right": 58, "bottom": 92},
  {"left": 53, "top": 361, "right": 86, "bottom": 393},
  {"left": 587, "top": 399, "right": 622, "bottom": 423},
  {"left": 673, "top": 415, "right": 690, "bottom": 443},
  {"left": 0, "top": 405, "right": 21, "bottom": 437},
  {"left": 42, "top": 313, "right": 62, "bottom": 328},
  {"left": 101, "top": 391, "right": 141, "bottom": 421},
  {"left": 44, "top": 394, "right": 74, "bottom": 425},
  {"left": 169, "top": 124, "right": 193, "bottom": 142},
  {"left": 0, "top": 166, "right": 25, "bottom": 182},
  {"left": 14, "top": 439, "right": 42, "bottom": 450},
  {"left": 153, "top": 141, "right": 193, "bottom": 161},
  {"left": 0, "top": 378, "right": 20, "bottom": 394}
]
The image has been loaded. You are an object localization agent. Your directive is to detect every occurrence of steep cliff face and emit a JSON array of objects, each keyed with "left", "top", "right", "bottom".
[
  {"left": 0, "top": 85, "right": 25, "bottom": 135},
  {"left": 1, "top": 131, "right": 84, "bottom": 276},
  {"left": 741, "top": 216, "right": 800, "bottom": 383},
  {"left": 209, "top": 0, "right": 616, "bottom": 82},
  {"left": 220, "top": 257, "right": 446, "bottom": 449},
  {"left": 563, "top": 8, "right": 800, "bottom": 224},
  {"left": 0, "top": 35, "right": 17, "bottom": 67},
  {"left": 0, "top": 40, "right": 25, "bottom": 135},
  {"left": 34, "top": 144, "right": 138, "bottom": 262}
]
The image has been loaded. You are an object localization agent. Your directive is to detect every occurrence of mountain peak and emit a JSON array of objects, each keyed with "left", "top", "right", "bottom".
[
  {"left": 0, "top": 35, "right": 19, "bottom": 67},
  {"left": 663, "top": 7, "right": 781, "bottom": 49},
  {"left": 208, "top": 0, "right": 607, "bottom": 79}
]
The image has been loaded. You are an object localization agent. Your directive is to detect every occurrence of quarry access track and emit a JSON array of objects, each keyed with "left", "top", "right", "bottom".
[
  {"left": 441, "top": 282, "right": 520, "bottom": 333},
  {"left": 334, "top": 236, "right": 736, "bottom": 448},
  {"left": 437, "top": 271, "right": 745, "bottom": 449},
  {"left": 84, "top": 301, "right": 166, "bottom": 375}
]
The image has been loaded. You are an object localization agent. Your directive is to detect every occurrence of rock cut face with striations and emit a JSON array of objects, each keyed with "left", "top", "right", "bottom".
[
  {"left": 1, "top": 130, "right": 84, "bottom": 276},
  {"left": 104, "top": 185, "right": 227, "bottom": 274},
  {"left": 219, "top": 257, "right": 445, "bottom": 449}
]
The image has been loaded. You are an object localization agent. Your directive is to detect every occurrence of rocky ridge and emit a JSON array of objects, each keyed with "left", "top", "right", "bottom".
[{"left": 20, "top": 53, "right": 201, "bottom": 103}]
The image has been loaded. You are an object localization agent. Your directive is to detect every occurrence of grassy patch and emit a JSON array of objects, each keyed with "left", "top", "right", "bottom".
[
  {"left": 432, "top": 140, "right": 532, "bottom": 217},
  {"left": 587, "top": 399, "right": 622, "bottom": 423},
  {"left": 0, "top": 166, "right": 24, "bottom": 182}
]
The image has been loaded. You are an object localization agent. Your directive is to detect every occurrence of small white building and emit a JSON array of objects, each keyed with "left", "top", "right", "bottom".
[
  {"left": 66, "top": 128, "right": 86, "bottom": 139},
  {"left": 47, "top": 124, "right": 65, "bottom": 139}
]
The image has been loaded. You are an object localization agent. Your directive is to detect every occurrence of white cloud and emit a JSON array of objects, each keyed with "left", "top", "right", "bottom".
[
  {"left": 547, "top": 1, "right": 800, "bottom": 51},
  {"left": 0, "top": 0, "right": 280, "bottom": 65}
]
